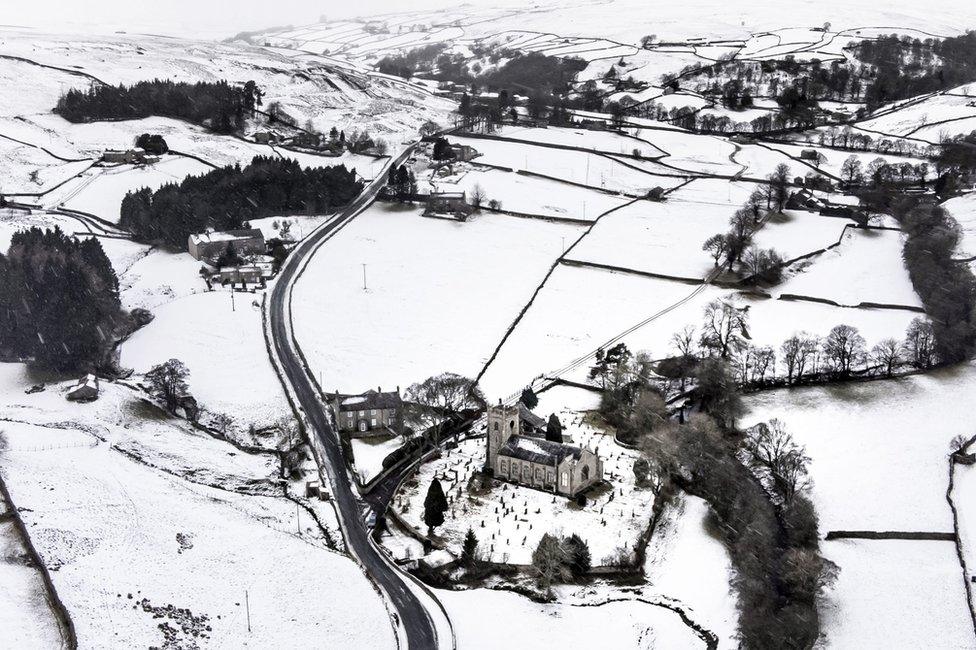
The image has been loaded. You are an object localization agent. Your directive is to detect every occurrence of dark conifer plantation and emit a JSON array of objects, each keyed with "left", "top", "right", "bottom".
[
  {"left": 0, "top": 228, "right": 123, "bottom": 371},
  {"left": 120, "top": 156, "right": 363, "bottom": 249}
]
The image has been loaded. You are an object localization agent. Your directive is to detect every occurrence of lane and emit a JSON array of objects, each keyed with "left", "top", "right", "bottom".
[{"left": 267, "top": 144, "right": 442, "bottom": 649}]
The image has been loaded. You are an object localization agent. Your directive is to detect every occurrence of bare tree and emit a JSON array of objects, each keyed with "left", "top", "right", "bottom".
[
  {"left": 750, "top": 346, "right": 776, "bottom": 384},
  {"left": 405, "top": 373, "right": 485, "bottom": 435},
  {"left": 822, "top": 324, "right": 865, "bottom": 376},
  {"left": 212, "top": 413, "right": 232, "bottom": 436},
  {"left": 904, "top": 317, "right": 936, "bottom": 368},
  {"left": 703, "top": 233, "right": 730, "bottom": 266},
  {"left": 145, "top": 359, "right": 190, "bottom": 412},
  {"left": 700, "top": 299, "right": 750, "bottom": 359},
  {"left": 469, "top": 183, "right": 486, "bottom": 209},
  {"left": 781, "top": 333, "right": 815, "bottom": 384},
  {"left": 871, "top": 338, "right": 902, "bottom": 377},
  {"left": 840, "top": 155, "right": 863, "bottom": 184},
  {"left": 671, "top": 325, "right": 698, "bottom": 358},
  {"left": 743, "top": 419, "right": 811, "bottom": 504}
]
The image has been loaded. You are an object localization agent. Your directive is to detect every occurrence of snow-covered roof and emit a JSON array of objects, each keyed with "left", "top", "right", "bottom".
[
  {"left": 498, "top": 434, "right": 583, "bottom": 466},
  {"left": 188, "top": 229, "right": 264, "bottom": 247},
  {"left": 335, "top": 389, "right": 401, "bottom": 412}
]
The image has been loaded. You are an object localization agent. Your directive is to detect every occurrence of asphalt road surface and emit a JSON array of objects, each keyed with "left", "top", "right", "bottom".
[{"left": 267, "top": 144, "right": 441, "bottom": 650}]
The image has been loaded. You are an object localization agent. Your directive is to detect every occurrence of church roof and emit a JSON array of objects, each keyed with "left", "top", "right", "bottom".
[
  {"left": 518, "top": 404, "right": 547, "bottom": 430},
  {"left": 498, "top": 435, "right": 583, "bottom": 466}
]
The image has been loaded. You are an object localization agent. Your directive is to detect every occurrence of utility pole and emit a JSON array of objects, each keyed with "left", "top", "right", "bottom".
[
  {"left": 362, "top": 263, "right": 368, "bottom": 290},
  {"left": 245, "top": 590, "right": 251, "bottom": 633},
  {"left": 296, "top": 502, "right": 301, "bottom": 535},
  {"left": 231, "top": 289, "right": 235, "bottom": 312}
]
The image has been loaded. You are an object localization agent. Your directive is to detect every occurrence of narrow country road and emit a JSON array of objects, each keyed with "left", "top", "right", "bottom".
[{"left": 266, "top": 144, "right": 444, "bottom": 650}]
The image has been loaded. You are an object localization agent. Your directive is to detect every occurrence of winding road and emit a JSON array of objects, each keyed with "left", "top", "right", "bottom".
[{"left": 266, "top": 144, "right": 445, "bottom": 650}]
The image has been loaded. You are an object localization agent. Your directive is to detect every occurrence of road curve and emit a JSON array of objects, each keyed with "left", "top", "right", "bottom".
[{"left": 266, "top": 144, "right": 442, "bottom": 650}]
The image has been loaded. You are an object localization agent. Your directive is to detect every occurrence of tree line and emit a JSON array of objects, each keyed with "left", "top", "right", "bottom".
[
  {"left": 56, "top": 79, "right": 262, "bottom": 134},
  {"left": 0, "top": 227, "right": 124, "bottom": 371},
  {"left": 590, "top": 338, "right": 834, "bottom": 648},
  {"left": 120, "top": 156, "right": 362, "bottom": 249}
]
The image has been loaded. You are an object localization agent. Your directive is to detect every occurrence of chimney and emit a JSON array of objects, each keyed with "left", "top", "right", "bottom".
[{"left": 378, "top": 386, "right": 381, "bottom": 393}]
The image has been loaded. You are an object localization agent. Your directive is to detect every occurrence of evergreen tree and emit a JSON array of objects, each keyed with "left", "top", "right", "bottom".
[
  {"left": 423, "top": 478, "right": 448, "bottom": 534},
  {"left": 520, "top": 386, "right": 538, "bottom": 409},
  {"left": 565, "top": 533, "right": 591, "bottom": 579},
  {"left": 545, "top": 414, "right": 563, "bottom": 443},
  {"left": 461, "top": 528, "right": 478, "bottom": 565}
]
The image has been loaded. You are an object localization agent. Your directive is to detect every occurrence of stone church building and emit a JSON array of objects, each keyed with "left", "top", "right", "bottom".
[{"left": 485, "top": 403, "right": 602, "bottom": 498}]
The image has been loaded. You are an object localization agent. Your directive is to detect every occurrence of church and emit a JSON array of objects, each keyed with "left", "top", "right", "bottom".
[{"left": 484, "top": 403, "right": 603, "bottom": 498}]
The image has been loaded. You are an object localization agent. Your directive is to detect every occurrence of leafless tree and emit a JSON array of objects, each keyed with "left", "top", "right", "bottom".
[
  {"left": 750, "top": 346, "right": 776, "bottom": 384},
  {"left": 700, "top": 299, "right": 750, "bottom": 359},
  {"left": 904, "top": 317, "right": 936, "bottom": 368},
  {"left": 671, "top": 325, "right": 698, "bottom": 358},
  {"left": 871, "top": 338, "right": 902, "bottom": 377},
  {"left": 743, "top": 419, "right": 812, "bottom": 504},
  {"left": 405, "top": 373, "right": 485, "bottom": 433},
  {"left": 822, "top": 324, "right": 865, "bottom": 376},
  {"left": 469, "top": 183, "right": 486, "bottom": 209}
]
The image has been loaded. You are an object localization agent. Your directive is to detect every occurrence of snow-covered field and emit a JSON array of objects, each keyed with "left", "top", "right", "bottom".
[
  {"left": 564, "top": 180, "right": 754, "bottom": 279},
  {"left": 751, "top": 209, "right": 853, "bottom": 262},
  {"left": 820, "top": 538, "right": 973, "bottom": 649},
  {"left": 391, "top": 410, "right": 654, "bottom": 566},
  {"left": 440, "top": 587, "right": 709, "bottom": 648},
  {"left": 643, "top": 495, "right": 739, "bottom": 648},
  {"left": 0, "top": 500, "right": 63, "bottom": 649},
  {"left": 0, "top": 363, "right": 388, "bottom": 649},
  {"left": 743, "top": 362, "right": 976, "bottom": 533},
  {"left": 773, "top": 228, "right": 922, "bottom": 308},
  {"left": 292, "top": 203, "right": 585, "bottom": 394},
  {"left": 448, "top": 135, "right": 687, "bottom": 196},
  {"left": 435, "top": 167, "right": 630, "bottom": 221},
  {"left": 477, "top": 265, "right": 723, "bottom": 398},
  {"left": 943, "top": 192, "right": 976, "bottom": 260},
  {"left": 494, "top": 125, "right": 666, "bottom": 159},
  {"left": 120, "top": 289, "right": 289, "bottom": 431},
  {"left": 56, "top": 157, "right": 213, "bottom": 223},
  {"left": 857, "top": 93, "right": 976, "bottom": 142}
]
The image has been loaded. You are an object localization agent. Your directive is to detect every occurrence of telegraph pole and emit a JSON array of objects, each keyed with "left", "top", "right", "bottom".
[
  {"left": 362, "top": 263, "right": 368, "bottom": 290},
  {"left": 245, "top": 590, "right": 251, "bottom": 633}
]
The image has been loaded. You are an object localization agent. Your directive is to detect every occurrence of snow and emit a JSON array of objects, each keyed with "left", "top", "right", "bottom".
[
  {"left": 743, "top": 362, "right": 976, "bottom": 533},
  {"left": 440, "top": 588, "right": 708, "bottom": 649},
  {"left": 564, "top": 181, "right": 751, "bottom": 279},
  {"left": 773, "top": 228, "right": 922, "bottom": 308},
  {"left": 751, "top": 209, "right": 852, "bottom": 262},
  {"left": 120, "top": 290, "right": 288, "bottom": 430},
  {"left": 643, "top": 495, "right": 739, "bottom": 648},
  {"left": 857, "top": 93, "right": 976, "bottom": 142},
  {"left": 478, "top": 264, "right": 724, "bottom": 399},
  {"left": 942, "top": 191, "right": 976, "bottom": 260},
  {"left": 742, "top": 294, "right": 920, "bottom": 352},
  {"left": 820, "top": 539, "right": 973, "bottom": 649},
  {"left": 0, "top": 506, "right": 63, "bottom": 649},
  {"left": 351, "top": 434, "right": 404, "bottom": 484},
  {"left": 57, "top": 158, "right": 213, "bottom": 223},
  {"left": 493, "top": 125, "right": 666, "bottom": 159},
  {"left": 448, "top": 135, "right": 688, "bottom": 196},
  {"left": 435, "top": 168, "right": 630, "bottom": 222},
  {"left": 291, "top": 203, "right": 585, "bottom": 393}
]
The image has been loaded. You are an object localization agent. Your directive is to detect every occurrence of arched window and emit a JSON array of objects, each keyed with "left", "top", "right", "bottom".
[
  {"left": 509, "top": 419, "right": 515, "bottom": 430},
  {"left": 581, "top": 465, "right": 590, "bottom": 481},
  {"left": 493, "top": 421, "right": 499, "bottom": 431}
]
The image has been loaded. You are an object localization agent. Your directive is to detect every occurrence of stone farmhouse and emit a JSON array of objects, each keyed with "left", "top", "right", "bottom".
[
  {"left": 187, "top": 228, "right": 266, "bottom": 261},
  {"left": 485, "top": 403, "right": 603, "bottom": 498},
  {"left": 332, "top": 388, "right": 403, "bottom": 436}
]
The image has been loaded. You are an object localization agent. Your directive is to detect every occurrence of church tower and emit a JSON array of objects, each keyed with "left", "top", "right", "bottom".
[{"left": 485, "top": 402, "right": 520, "bottom": 471}]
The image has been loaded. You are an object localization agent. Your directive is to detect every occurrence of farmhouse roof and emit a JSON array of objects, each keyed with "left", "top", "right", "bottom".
[
  {"left": 336, "top": 389, "right": 402, "bottom": 412},
  {"left": 498, "top": 435, "right": 583, "bottom": 465},
  {"left": 188, "top": 228, "right": 264, "bottom": 247}
]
